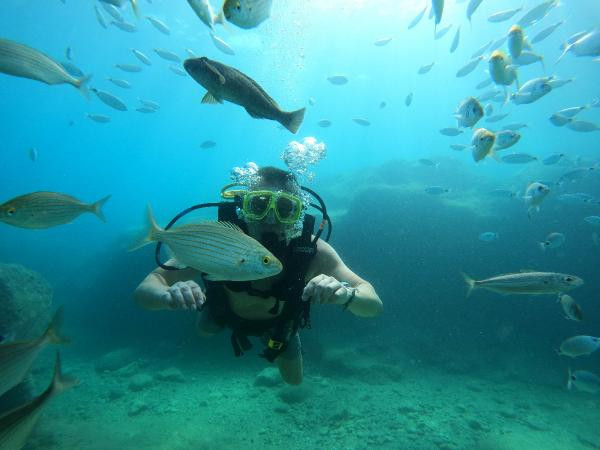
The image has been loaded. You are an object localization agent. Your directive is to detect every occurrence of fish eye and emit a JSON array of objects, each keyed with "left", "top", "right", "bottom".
[
  {"left": 537, "top": 186, "right": 544, "bottom": 191},
  {"left": 565, "top": 276, "right": 573, "bottom": 282},
  {"left": 7, "top": 207, "right": 16, "bottom": 216},
  {"left": 236, "top": 1, "right": 241, "bottom": 10},
  {"left": 263, "top": 256, "right": 270, "bottom": 265}
]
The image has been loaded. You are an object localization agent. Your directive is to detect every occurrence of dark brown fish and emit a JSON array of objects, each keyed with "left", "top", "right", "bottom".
[{"left": 183, "top": 57, "right": 305, "bottom": 133}]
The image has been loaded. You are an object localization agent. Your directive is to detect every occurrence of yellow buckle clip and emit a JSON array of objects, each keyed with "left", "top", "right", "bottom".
[{"left": 268, "top": 339, "right": 284, "bottom": 350}]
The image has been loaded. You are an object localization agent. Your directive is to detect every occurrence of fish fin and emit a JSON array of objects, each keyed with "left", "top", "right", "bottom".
[
  {"left": 461, "top": 272, "right": 476, "bottom": 298},
  {"left": 280, "top": 107, "right": 306, "bottom": 134},
  {"left": 204, "top": 61, "right": 226, "bottom": 84},
  {"left": 218, "top": 221, "right": 244, "bottom": 233},
  {"left": 519, "top": 269, "right": 537, "bottom": 273},
  {"left": 76, "top": 73, "right": 92, "bottom": 99},
  {"left": 90, "top": 195, "right": 111, "bottom": 223},
  {"left": 203, "top": 273, "right": 225, "bottom": 281},
  {"left": 539, "top": 242, "right": 547, "bottom": 251},
  {"left": 244, "top": 107, "right": 262, "bottom": 118},
  {"left": 129, "top": 204, "right": 161, "bottom": 251},
  {"left": 50, "top": 352, "right": 80, "bottom": 397},
  {"left": 202, "top": 91, "right": 222, "bottom": 104},
  {"left": 45, "top": 306, "right": 70, "bottom": 345},
  {"left": 567, "top": 367, "right": 572, "bottom": 390}
]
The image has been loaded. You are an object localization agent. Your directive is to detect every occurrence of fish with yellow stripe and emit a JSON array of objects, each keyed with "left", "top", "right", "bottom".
[
  {"left": 131, "top": 205, "right": 282, "bottom": 281},
  {"left": 0, "top": 192, "right": 110, "bottom": 229}
]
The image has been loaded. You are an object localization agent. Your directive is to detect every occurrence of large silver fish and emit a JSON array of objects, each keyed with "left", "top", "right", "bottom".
[
  {"left": 0, "top": 39, "right": 90, "bottom": 95},
  {"left": 462, "top": 271, "right": 583, "bottom": 297},
  {"left": 98, "top": 0, "right": 139, "bottom": 17},
  {"left": 0, "top": 309, "right": 67, "bottom": 398},
  {"left": 0, "top": 352, "right": 78, "bottom": 450},
  {"left": 0, "top": 192, "right": 110, "bottom": 229},
  {"left": 184, "top": 56, "right": 305, "bottom": 133},
  {"left": 131, "top": 205, "right": 283, "bottom": 281}
]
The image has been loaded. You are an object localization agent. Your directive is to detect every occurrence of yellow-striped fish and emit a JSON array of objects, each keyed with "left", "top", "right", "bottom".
[
  {"left": 0, "top": 39, "right": 90, "bottom": 96},
  {"left": 0, "top": 192, "right": 110, "bottom": 229},
  {"left": 0, "top": 308, "right": 68, "bottom": 398},
  {"left": 0, "top": 352, "right": 78, "bottom": 450},
  {"left": 131, "top": 205, "right": 282, "bottom": 281}
]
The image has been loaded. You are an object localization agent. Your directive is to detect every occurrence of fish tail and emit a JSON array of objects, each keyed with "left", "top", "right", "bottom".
[
  {"left": 281, "top": 107, "right": 306, "bottom": 134},
  {"left": 539, "top": 56, "right": 546, "bottom": 73},
  {"left": 461, "top": 272, "right": 476, "bottom": 298},
  {"left": 50, "top": 352, "right": 79, "bottom": 397},
  {"left": 130, "top": 0, "right": 140, "bottom": 18},
  {"left": 45, "top": 306, "right": 70, "bottom": 345},
  {"left": 75, "top": 73, "right": 92, "bottom": 99},
  {"left": 129, "top": 204, "right": 162, "bottom": 251},
  {"left": 90, "top": 195, "right": 111, "bottom": 223}
]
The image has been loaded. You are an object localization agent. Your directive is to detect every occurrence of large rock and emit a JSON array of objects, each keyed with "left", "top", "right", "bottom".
[{"left": 0, "top": 263, "right": 52, "bottom": 340}]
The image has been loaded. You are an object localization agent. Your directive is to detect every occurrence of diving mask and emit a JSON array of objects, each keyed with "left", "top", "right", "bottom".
[{"left": 242, "top": 190, "right": 303, "bottom": 224}]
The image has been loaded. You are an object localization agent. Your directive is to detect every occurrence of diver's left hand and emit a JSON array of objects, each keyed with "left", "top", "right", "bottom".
[{"left": 302, "top": 274, "right": 353, "bottom": 305}]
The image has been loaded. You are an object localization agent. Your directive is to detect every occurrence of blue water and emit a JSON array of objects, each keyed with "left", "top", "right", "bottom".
[{"left": 1, "top": 0, "right": 600, "bottom": 448}]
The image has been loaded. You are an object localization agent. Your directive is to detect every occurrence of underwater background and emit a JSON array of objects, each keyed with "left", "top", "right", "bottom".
[{"left": 1, "top": 0, "right": 600, "bottom": 448}]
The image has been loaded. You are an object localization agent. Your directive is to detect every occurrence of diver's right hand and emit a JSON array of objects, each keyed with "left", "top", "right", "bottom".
[{"left": 162, "top": 281, "right": 206, "bottom": 310}]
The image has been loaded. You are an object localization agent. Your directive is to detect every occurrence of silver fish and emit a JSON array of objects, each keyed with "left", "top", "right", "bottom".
[
  {"left": 374, "top": 37, "right": 393, "bottom": 47},
  {"left": 136, "top": 106, "right": 156, "bottom": 113},
  {"left": 107, "top": 77, "right": 131, "bottom": 89},
  {"left": 86, "top": 113, "right": 111, "bottom": 123},
  {"left": 462, "top": 271, "right": 583, "bottom": 297},
  {"left": 450, "top": 144, "right": 467, "bottom": 151},
  {"left": 317, "top": 119, "right": 331, "bottom": 128},
  {"left": 494, "top": 130, "right": 520, "bottom": 149},
  {"left": 439, "top": 127, "right": 464, "bottom": 136},
  {"left": 502, "top": 122, "right": 528, "bottom": 131},
  {"left": 425, "top": 186, "right": 450, "bottom": 195},
  {"left": 435, "top": 24, "right": 452, "bottom": 40},
  {"left": 558, "top": 336, "right": 600, "bottom": 357},
  {"left": 455, "top": 96, "right": 483, "bottom": 128},
  {"left": 138, "top": 98, "right": 160, "bottom": 110},
  {"left": 558, "top": 293, "right": 582, "bottom": 321},
  {"left": 210, "top": 33, "right": 235, "bottom": 56},
  {"left": 476, "top": 78, "right": 493, "bottom": 89},
  {"left": 59, "top": 61, "right": 84, "bottom": 78},
  {"left": 131, "top": 49, "right": 151, "bottom": 66},
  {"left": 539, "top": 232, "right": 565, "bottom": 250},
  {"left": 94, "top": 4, "right": 108, "bottom": 29},
  {"left": 408, "top": 6, "right": 427, "bottom": 29},
  {"left": 567, "top": 120, "right": 600, "bottom": 132},
  {"left": 487, "top": 8, "right": 522, "bottom": 23},
  {"left": 466, "top": 0, "right": 484, "bottom": 23},
  {"left": 450, "top": 27, "right": 460, "bottom": 53},
  {"left": 501, "top": 153, "right": 537, "bottom": 164},
  {"left": 111, "top": 20, "right": 137, "bottom": 32},
  {"left": 131, "top": 205, "right": 283, "bottom": 281},
  {"left": 471, "top": 40, "right": 492, "bottom": 59},
  {"left": 518, "top": 0, "right": 559, "bottom": 28},
  {"left": 326, "top": 75, "right": 348, "bottom": 85},
  {"left": 187, "top": 0, "right": 224, "bottom": 31},
  {"left": 169, "top": 65, "right": 187, "bottom": 77},
  {"left": 531, "top": 21, "right": 563, "bottom": 44},
  {"left": 154, "top": 48, "right": 181, "bottom": 62},
  {"left": 115, "top": 63, "right": 142, "bottom": 72},
  {"left": 101, "top": 2, "right": 123, "bottom": 22},
  {"left": 418, "top": 62, "right": 435, "bottom": 74},
  {"left": 405, "top": 92, "right": 413, "bottom": 106},
  {"left": 456, "top": 56, "right": 483, "bottom": 77},
  {"left": 0, "top": 39, "right": 90, "bottom": 94},
  {"left": 568, "top": 369, "right": 600, "bottom": 394},
  {"left": 0, "top": 352, "right": 79, "bottom": 450},
  {"left": 200, "top": 140, "right": 216, "bottom": 149},
  {"left": 147, "top": 16, "right": 170, "bottom": 35},
  {"left": 549, "top": 114, "right": 573, "bottom": 126},
  {"left": 542, "top": 153, "right": 564, "bottom": 165},
  {"left": 432, "top": 0, "right": 444, "bottom": 30},
  {"left": 0, "top": 309, "right": 67, "bottom": 397},
  {"left": 352, "top": 118, "right": 371, "bottom": 126},
  {"left": 91, "top": 88, "right": 127, "bottom": 111},
  {"left": 486, "top": 113, "right": 509, "bottom": 123},
  {"left": 557, "top": 29, "right": 600, "bottom": 63}
]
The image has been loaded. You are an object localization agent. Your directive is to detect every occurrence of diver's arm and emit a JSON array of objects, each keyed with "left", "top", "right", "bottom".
[
  {"left": 134, "top": 260, "right": 205, "bottom": 311},
  {"left": 304, "top": 240, "right": 383, "bottom": 318}
]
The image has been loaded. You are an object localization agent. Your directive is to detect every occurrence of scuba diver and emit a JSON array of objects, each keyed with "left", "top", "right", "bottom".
[{"left": 134, "top": 166, "right": 382, "bottom": 385}]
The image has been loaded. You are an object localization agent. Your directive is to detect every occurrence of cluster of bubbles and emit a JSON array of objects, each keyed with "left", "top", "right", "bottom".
[
  {"left": 229, "top": 161, "right": 260, "bottom": 186},
  {"left": 281, "top": 137, "right": 327, "bottom": 182}
]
